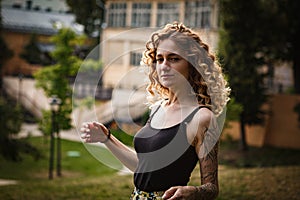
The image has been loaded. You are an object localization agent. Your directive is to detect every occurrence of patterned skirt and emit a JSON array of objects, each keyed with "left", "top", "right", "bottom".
[{"left": 130, "top": 188, "right": 165, "bottom": 200}]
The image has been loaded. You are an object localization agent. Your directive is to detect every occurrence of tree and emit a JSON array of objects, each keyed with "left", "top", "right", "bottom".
[
  {"left": 0, "top": 97, "right": 22, "bottom": 160},
  {"left": 35, "top": 27, "right": 84, "bottom": 131},
  {"left": 271, "top": 0, "right": 300, "bottom": 93},
  {"left": 34, "top": 28, "right": 84, "bottom": 176},
  {"left": 0, "top": 95, "right": 41, "bottom": 161},
  {"left": 0, "top": 37, "right": 13, "bottom": 88},
  {"left": 218, "top": 0, "right": 268, "bottom": 150},
  {"left": 20, "top": 34, "right": 42, "bottom": 64},
  {"left": 243, "top": 0, "right": 300, "bottom": 94},
  {"left": 20, "top": 34, "right": 53, "bottom": 66},
  {"left": 0, "top": 0, "right": 14, "bottom": 90},
  {"left": 66, "top": 0, "right": 105, "bottom": 37},
  {"left": 66, "top": 0, "right": 105, "bottom": 59},
  {"left": 0, "top": 0, "right": 41, "bottom": 161}
]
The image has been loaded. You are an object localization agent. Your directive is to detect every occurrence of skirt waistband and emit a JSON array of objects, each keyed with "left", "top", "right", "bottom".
[{"left": 130, "top": 188, "right": 164, "bottom": 200}]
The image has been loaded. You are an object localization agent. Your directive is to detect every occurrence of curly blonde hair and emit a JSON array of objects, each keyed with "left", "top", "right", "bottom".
[{"left": 142, "top": 22, "right": 230, "bottom": 116}]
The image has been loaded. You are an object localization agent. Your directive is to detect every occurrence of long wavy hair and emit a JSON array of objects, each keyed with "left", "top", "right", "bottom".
[{"left": 142, "top": 22, "right": 230, "bottom": 116}]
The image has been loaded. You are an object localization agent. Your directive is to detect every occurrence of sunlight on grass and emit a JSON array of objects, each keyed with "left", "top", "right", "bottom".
[
  {"left": 84, "top": 143, "right": 124, "bottom": 171},
  {"left": 0, "top": 137, "right": 299, "bottom": 199}
]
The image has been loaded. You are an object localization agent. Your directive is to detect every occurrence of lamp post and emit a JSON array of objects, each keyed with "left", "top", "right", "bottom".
[
  {"left": 48, "top": 95, "right": 61, "bottom": 180},
  {"left": 18, "top": 73, "right": 23, "bottom": 106},
  {"left": 55, "top": 103, "right": 62, "bottom": 177}
]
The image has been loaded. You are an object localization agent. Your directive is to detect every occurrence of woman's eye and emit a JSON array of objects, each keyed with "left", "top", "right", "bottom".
[
  {"left": 169, "top": 57, "right": 180, "bottom": 62},
  {"left": 156, "top": 58, "right": 163, "bottom": 63},
  {"left": 156, "top": 57, "right": 181, "bottom": 63}
]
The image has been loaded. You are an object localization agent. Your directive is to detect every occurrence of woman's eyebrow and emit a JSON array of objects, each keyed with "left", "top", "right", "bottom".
[
  {"left": 156, "top": 53, "right": 180, "bottom": 57},
  {"left": 168, "top": 53, "right": 180, "bottom": 57}
]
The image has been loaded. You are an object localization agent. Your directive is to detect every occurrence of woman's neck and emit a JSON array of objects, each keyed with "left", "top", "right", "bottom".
[{"left": 166, "top": 91, "right": 198, "bottom": 108}]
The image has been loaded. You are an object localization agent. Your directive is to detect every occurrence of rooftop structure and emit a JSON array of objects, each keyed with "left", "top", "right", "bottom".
[
  {"left": 1, "top": 7, "right": 83, "bottom": 35},
  {"left": 1, "top": 0, "right": 70, "bottom": 13},
  {"left": 0, "top": 0, "right": 83, "bottom": 75}
]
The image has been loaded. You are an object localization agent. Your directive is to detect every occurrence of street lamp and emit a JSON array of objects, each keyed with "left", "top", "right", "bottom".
[
  {"left": 48, "top": 95, "right": 61, "bottom": 180},
  {"left": 18, "top": 73, "right": 23, "bottom": 106}
]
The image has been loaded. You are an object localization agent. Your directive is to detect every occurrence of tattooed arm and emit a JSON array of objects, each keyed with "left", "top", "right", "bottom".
[
  {"left": 162, "top": 108, "right": 219, "bottom": 200},
  {"left": 196, "top": 142, "right": 219, "bottom": 200},
  {"left": 162, "top": 144, "right": 219, "bottom": 200},
  {"left": 195, "top": 109, "right": 219, "bottom": 200}
]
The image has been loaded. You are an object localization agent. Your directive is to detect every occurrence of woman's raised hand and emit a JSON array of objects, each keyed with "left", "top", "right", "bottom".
[{"left": 80, "top": 122, "right": 109, "bottom": 143}]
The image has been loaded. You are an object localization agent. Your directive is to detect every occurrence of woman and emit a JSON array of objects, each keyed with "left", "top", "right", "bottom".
[{"left": 81, "top": 22, "right": 230, "bottom": 200}]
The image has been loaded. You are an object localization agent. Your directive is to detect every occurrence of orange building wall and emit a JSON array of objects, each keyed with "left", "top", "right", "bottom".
[
  {"left": 222, "top": 95, "right": 300, "bottom": 149},
  {"left": 1, "top": 30, "right": 49, "bottom": 76},
  {"left": 222, "top": 121, "right": 267, "bottom": 147},
  {"left": 264, "top": 94, "right": 300, "bottom": 149}
]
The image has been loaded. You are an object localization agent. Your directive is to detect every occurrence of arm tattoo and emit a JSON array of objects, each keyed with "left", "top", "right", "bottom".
[{"left": 197, "top": 142, "right": 219, "bottom": 200}]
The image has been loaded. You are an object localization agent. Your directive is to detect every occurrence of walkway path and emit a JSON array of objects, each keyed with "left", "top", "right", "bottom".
[
  {"left": 3, "top": 76, "right": 148, "bottom": 126},
  {"left": 19, "top": 123, "right": 81, "bottom": 142},
  {"left": 0, "top": 179, "right": 18, "bottom": 186},
  {"left": 19, "top": 123, "right": 133, "bottom": 173},
  {"left": 1, "top": 123, "right": 132, "bottom": 186}
]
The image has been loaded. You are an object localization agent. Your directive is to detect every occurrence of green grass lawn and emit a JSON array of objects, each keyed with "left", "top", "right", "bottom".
[{"left": 0, "top": 136, "right": 299, "bottom": 200}]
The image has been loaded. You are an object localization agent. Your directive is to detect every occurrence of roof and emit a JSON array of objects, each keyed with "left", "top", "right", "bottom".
[
  {"left": 2, "top": 0, "right": 70, "bottom": 13},
  {"left": 1, "top": 8, "right": 83, "bottom": 35},
  {"left": 37, "top": 43, "right": 55, "bottom": 52}
]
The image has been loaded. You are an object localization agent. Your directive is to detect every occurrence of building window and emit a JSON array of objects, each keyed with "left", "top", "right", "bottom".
[
  {"left": 108, "top": 3, "right": 127, "bottom": 27},
  {"left": 33, "top": 6, "right": 41, "bottom": 11},
  {"left": 130, "top": 52, "right": 142, "bottom": 66},
  {"left": 131, "top": 3, "right": 151, "bottom": 27},
  {"left": 157, "top": 3, "right": 180, "bottom": 27},
  {"left": 45, "top": 7, "right": 52, "bottom": 12},
  {"left": 185, "top": 0, "right": 211, "bottom": 28},
  {"left": 12, "top": 3, "right": 22, "bottom": 9},
  {"left": 26, "top": 1, "right": 32, "bottom": 10}
]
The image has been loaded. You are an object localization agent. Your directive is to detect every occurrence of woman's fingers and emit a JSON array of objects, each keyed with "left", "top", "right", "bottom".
[
  {"left": 93, "top": 121, "right": 104, "bottom": 129},
  {"left": 80, "top": 127, "right": 89, "bottom": 133},
  {"left": 80, "top": 122, "right": 92, "bottom": 142},
  {"left": 93, "top": 121, "right": 108, "bottom": 134},
  {"left": 162, "top": 187, "right": 178, "bottom": 199},
  {"left": 80, "top": 121, "right": 107, "bottom": 143}
]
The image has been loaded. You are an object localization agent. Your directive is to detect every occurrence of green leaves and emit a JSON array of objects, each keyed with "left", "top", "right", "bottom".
[
  {"left": 218, "top": 0, "right": 267, "bottom": 125},
  {"left": 0, "top": 97, "right": 22, "bottom": 137},
  {"left": 66, "top": 0, "right": 104, "bottom": 37},
  {"left": 34, "top": 28, "right": 85, "bottom": 132},
  {"left": 0, "top": 97, "right": 24, "bottom": 161}
]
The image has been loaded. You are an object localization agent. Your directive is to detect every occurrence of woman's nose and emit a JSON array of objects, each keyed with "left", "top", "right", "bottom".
[{"left": 161, "top": 59, "right": 171, "bottom": 71}]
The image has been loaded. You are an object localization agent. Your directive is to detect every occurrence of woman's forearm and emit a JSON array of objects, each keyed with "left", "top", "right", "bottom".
[
  {"left": 81, "top": 122, "right": 138, "bottom": 172},
  {"left": 195, "top": 183, "right": 219, "bottom": 200},
  {"left": 105, "top": 134, "right": 138, "bottom": 172}
]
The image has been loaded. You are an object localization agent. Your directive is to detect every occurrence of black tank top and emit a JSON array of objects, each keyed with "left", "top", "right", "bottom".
[{"left": 133, "top": 105, "right": 205, "bottom": 192}]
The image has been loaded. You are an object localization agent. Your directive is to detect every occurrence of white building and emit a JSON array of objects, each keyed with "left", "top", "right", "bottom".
[
  {"left": 101, "top": 0, "right": 220, "bottom": 89},
  {"left": 1, "top": 0, "right": 70, "bottom": 13}
]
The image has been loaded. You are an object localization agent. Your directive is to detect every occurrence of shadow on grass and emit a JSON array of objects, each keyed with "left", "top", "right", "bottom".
[{"left": 219, "top": 140, "right": 300, "bottom": 168}]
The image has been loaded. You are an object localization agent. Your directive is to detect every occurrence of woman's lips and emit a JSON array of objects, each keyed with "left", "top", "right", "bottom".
[{"left": 161, "top": 74, "right": 174, "bottom": 78}]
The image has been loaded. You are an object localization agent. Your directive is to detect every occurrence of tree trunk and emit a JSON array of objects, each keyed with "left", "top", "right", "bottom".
[
  {"left": 0, "top": 78, "right": 2, "bottom": 96},
  {"left": 293, "top": 45, "right": 300, "bottom": 94},
  {"left": 239, "top": 112, "right": 248, "bottom": 151},
  {"left": 290, "top": 0, "right": 300, "bottom": 94}
]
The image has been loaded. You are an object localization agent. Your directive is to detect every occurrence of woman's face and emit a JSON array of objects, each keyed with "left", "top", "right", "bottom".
[{"left": 156, "top": 39, "right": 190, "bottom": 89}]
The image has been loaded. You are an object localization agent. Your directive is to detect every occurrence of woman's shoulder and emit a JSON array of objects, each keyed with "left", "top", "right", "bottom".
[
  {"left": 196, "top": 106, "right": 214, "bottom": 124},
  {"left": 148, "top": 99, "right": 164, "bottom": 115},
  {"left": 149, "top": 99, "right": 166, "bottom": 110},
  {"left": 187, "top": 106, "right": 213, "bottom": 130},
  {"left": 188, "top": 106, "right": 218, "bottom": 146},
  {"left": 187, "top": 106, "right": 214, "bottom": 146}
]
